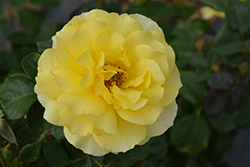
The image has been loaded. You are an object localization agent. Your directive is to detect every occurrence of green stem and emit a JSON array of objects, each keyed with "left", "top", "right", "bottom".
[
  {"left": 0, "top": 150, "right": 8, "bottom": 167},
  {"left": 37, "top": 132, "right": 49, "bottom": 143},
  {"left": 90, "top": 156, "right": 103, "bottom": 167}
]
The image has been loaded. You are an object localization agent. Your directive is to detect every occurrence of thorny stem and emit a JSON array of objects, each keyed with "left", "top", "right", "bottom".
[
  {"left": 37, "top": 132, "right": 49, "bottom": 143},
  {"left": 90, "top": 155, "right": 103, "bottom": 167},
  {"left": 0, "top": 149, "right": 8, "bottom": 167}
]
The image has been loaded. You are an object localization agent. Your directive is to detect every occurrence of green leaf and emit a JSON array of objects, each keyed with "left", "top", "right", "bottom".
[
  {"left": 147, "top": 135, "right": 167, "bottom": 160},
  {"left": 209, "top": 112, "right": 235, "bottom": 133},
  {"left": 0, "top": 74, "right": 37, "bottom": 120},
  {"left": 15, "top": 124, "right": 39, "bottom": 145},
  {"left": 0, "top": 118, "right": 17, "bottom": 144},
  {"left": 30, "top": 0, "right": 60, "bottom": 9},
  {"left": 175, "top": 4, "right": 195, "bottom": 20},
  {"left": 43, "top": 141, "right": 68, "bottom": 167},
  {"left": 35, "top": 23, "right": 57, "bottom": 41},
  {"left": 7, "top": 32, "right": 32, "bottom": 44},
  {"left": 235, "top": 100, "right": 250, "bottom": 127},
  {"left": 104, "top": 145, "right": 150, "bottom": 167},
  {"left": 36, "top": 39, "right": 52, "bottom": 54},
  {"left": 0, "top": 50, "right": 18, "bottom": 70},
  {"left": 214, "top": 24, "right": 243, "bottom": 56},
  {"left": 51, "top": 125, "right": 64, "bottom": 139},
  {"left": 22, "top": 53, "right": 39, "bottom": 81},
  {"left": 0, "top": 18, "right": 11, "bottom": 33},
  {"left": 7, "top": 0, "right": 25, "bottom": 5},
  {"left": 180, "top": 71, "right": 207, "bottom": 103},
  {"left": 199, "top": 0, "right": 229, "bottom": 11},
  {"left": 226, "top": 0, "right": 250, "bottom": 33},
  {"left": 65, "top": 156, "right": 91, "bottom": 167},
  {"left": 171, "top": 115, "right": 211, "bottom": 154},
  {"left": 3, "top": 144, "right": 19, "bottom": 163},
  {"left": 27, "top": 102, "right": 52, "bottom": 133},
  {"left": 207, "top": 70, "right": 236, "bottom": 90},
  {"left": 147, "top": 1, "right": 177, "bottom": 18},
  {"left": 178, "top": 52, "right": 208, "bottom": 68},
  {"left": 18, "top": 9, "right": 45, "bottom": 31},
  {"left": 19, "top": 142, "right": 41, "bottom": 164}
]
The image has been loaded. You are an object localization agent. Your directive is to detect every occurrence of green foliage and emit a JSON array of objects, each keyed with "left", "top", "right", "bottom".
[{"left": 0, "top": 0, "right": 250, "bottom": 167}]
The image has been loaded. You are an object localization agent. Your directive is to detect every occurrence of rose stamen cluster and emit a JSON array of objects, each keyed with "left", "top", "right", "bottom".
[{"left": 35, "top": 9, "right": 182, "bottom": 156}]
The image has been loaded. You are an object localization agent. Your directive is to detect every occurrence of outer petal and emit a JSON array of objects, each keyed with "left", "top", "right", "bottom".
[
  {"left": 146, "top": 101, "right": 177, "bottom": 137},
  {"left": 96, "top": 13, "right": 142, "bottom": 37},
  {"left": 93, "top": 116, "right": 147, "bottom": 153},
  {"left": 91, "top": 104, "right": 117, "bottom": 134},
  {"left": 35, "top": 86, "right": 95, "bottom": 136},
  {"left": 160, "top": 65, "right": 182, "bottom": 107},
  {"left": 116, "top": 102, "right": 163, "bottom": 125},
  {"left": 57, "top": 92, "right": 109, "bottom": 116},
  {"left": 64, "top": 128, "right": 109, "bottom": 156}
]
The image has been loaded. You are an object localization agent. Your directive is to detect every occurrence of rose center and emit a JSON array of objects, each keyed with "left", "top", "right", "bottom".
[{"left": 104, "top": 72, "right": 125, "bottom": 91}]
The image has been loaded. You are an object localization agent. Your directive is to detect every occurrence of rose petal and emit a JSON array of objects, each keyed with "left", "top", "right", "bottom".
[{"left": 146, "top": 101, "right": 177, "bottom": 137}]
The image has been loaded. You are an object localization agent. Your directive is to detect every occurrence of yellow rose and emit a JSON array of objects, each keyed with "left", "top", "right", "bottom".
[
  {"left": 35, "top": 9, "right": 182, "bottom": 156},
  {"left": 200, "top": 6, "right": 225, "bottom": 20}
]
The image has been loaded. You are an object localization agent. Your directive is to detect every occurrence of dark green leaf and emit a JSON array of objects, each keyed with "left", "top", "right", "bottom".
[
  {"left": 22, "top": 53, "right": 39, "bottom": 81},
  {"left": 35, "top": 23, "right": 57, "bottom": 42},
  {"left": 63, "top": 140, "right": 84, "bottom": 161},
  {"left": 30, "top": 0, "right": 60, "bottom": 9},
  {"left": 51, "top": 125, "right": 64, "bottom": 139},
  {"left": 3, "top": 144, "right": 19, "bottom": 163},
  {"left": 126, "top": 6, "right": 147, "bottom": 15},
  {"left": 15, "top": 125, "right": 39, "bottom": 145},
  {"left": 0, "top": 18, "right": 11, "bottom": 33},
  {"left": 180, "top": 71, "right": 207, "bottom": 103},
  {"left": 207, "top": 70, "right": 237, "bottom": 90},
  {"left": 0, "top": 118, "right": 17, "bottom": 144},
  {"left": 19, "top": 142, "right": 41, "bottom": 164},
  {"left": 147, "top": 135, "right": 167, "bottom": 160},
  {"left": 226, "top": 0, "right": 250, "bottom": 33},
  {"left": 0, "top": 3, "right": 3, "bottom": 14},
  {"left": 235, "top": 100, "right": 250, "bottom": 127},
  {"left": 43, "top": 141, "right": 68, "bottom": 167},
  {"left": 0, "top": 50, "right": 18, "bottom": 70},
  {"left": 65, "top": 156, "right": 91, "bottom": 167},
  {"left": 7, "top": 32, "right": 32, "bottom": 44},
  {"left": 178, "top": 52, "right": 208, "bottom": 68},
  {"left": 36, "top": 39, "right": 52, "bottom": 54},
  {"left": 203, "top": 89, "right": 229, "bottom": 115},
  {"left": 27, "top": 102, "right": 52, "bottom": 133},
  {"left": 214, "top": 24, "right": 243, "bottom": 56},
  {"left": 0, "top": 74, "right": 37, "bottom": 120},
  {"left": 104, "top": 145, "right": 150, "bottom": 167},
  {"left": 199, "top": 0, "right": 229, "bottom": 11},
  {"left": 209, "top": 112, "right": 235, "bottom": 133},
  {"left": 147, "top": 1, "right": 177, "bottom": 18},
  {"left": 171, "top": 115, "right": 211, "bottom": 154},
  {"left": 18, "top": 9, "right": 45, "bottom": 31},
  {"left": 175, "top": 5, "right": 195, "bottom": 20},
  {"left": 7, "top": 0, "right": 25, "bottom": 5}
]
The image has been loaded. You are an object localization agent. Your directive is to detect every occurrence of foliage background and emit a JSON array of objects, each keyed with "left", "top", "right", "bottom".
[{"left": 0, "top": 0, "right": 250, "bottom": 166}]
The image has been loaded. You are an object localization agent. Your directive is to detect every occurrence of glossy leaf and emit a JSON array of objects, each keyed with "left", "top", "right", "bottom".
[
  {"left": 36, "top": 39, "right": 52, "bottom": 54},
  {"left": 27, "top": 102, "right": 52, "bottom": 133},
  {"left": 0, "top": 74, "right": 37, "bottom": 120},
  {"left": 22, "top": 53, "right": 39, "bottom": 81},
  {"left": 103, "top": 145, "right": 150, "bottom": 167},
  {"left": 51, "top": 125, "right": 64, "bottom": 139},
  {"left": 226, "top": 0, "right": 250, "bottom": 33},
  {"left": 19, "top": 142, "right": 41, "bottom": 164},
  {"left": 180, "top": 71, "right": 207, "bottom": 103},
  {"left": 0, "top": 118, "right": 17, "bottom": 144},
  {"left": 171, "top": 115, "right": 211, "bottom": 154},
  {"left": 65, "top": 156, "right": 91, "bottom": 167},
  {"left": 43, "top": 141, "right": 68, "bottom": 167}
]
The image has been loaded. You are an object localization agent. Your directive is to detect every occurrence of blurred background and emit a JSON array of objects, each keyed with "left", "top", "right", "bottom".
[{"left": 0, "top": 0, "right": 250, "bottom": 167}]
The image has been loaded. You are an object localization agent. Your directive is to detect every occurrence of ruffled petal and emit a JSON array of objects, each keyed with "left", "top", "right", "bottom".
[
  {"left": 91, "top": 104, "right": 117, "bottom": 134},
  {"left": 146, "top": 101, "right": 177, "bottom": 137},
  {"left": 117, "top": 102, "right": 163, "bottom": 125},
  {"left": 57, "top": 92, "right": 109, "bottom": 116},
  {"left": 64, "top": 128, "right": 109, "bottom": 156},
  {"left": 93, "top": 116, "right": 146, "bottom": 153},
  {"left": 160, "top": 65, "right": 182, "bottom": 107},
  {"left": 142, "top": 81, "right": 164, "bottom": 105},
  {"left": 96, "top": 13, "right": 142, "bottom": 37},
  {"left": 35, "top": 86, "right": 95, "bottom": 136}
]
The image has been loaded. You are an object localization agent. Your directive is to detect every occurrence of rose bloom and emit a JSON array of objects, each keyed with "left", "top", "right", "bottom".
[{"left": 35, "top": 9, "right": 182, "bottom": 156}]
